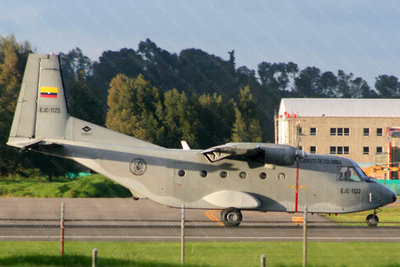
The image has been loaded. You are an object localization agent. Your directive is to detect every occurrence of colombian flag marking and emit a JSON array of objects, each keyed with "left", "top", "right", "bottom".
[{"left": 40, "top": 87, "right": 58, "bottom": 98}]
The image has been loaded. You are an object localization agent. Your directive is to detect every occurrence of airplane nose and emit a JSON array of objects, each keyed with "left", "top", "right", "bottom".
[{"left": 392, "top": 192, "right": 397, "bottom": 203}]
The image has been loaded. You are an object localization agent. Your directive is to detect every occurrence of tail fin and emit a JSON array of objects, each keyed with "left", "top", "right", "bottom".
[
  {"left": 8, "top": 54, "right": 69, "bottom": 148},
  {"left": 8, "top": 53, "right": 162, "bottom": 150}
]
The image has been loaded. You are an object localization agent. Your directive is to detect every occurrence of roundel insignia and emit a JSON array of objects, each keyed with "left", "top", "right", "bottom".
[{"left": 129, "top": 158, "right": 147, "bottom": 176}]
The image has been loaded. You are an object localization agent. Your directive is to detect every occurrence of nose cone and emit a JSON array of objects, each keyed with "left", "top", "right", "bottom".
[
  {"left": 369, "top": 182, "right": 397, "bottom": 208},
  {"left": 378, "top": 183, "right": 397, "bottom": 206},
  {"left": 391, "top": 192, "right": 397, "bottom": 203}
]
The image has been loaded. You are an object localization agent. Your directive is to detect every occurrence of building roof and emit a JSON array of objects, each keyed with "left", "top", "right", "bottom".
[{"left": 279, "top": 98, "right": 400, "bottom": 118}]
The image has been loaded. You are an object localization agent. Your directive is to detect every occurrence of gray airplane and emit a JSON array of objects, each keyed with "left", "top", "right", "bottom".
[{"left": 7, "top": 54, "right": 396, "bottom": 227}]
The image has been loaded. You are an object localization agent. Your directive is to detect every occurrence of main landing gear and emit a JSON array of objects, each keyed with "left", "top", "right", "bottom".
[
  {"left": 221, "top": 208, "right": 242, "bottom": 227},
  {"left": 366, "top": 209, "right": 380, "bottom": 227}
]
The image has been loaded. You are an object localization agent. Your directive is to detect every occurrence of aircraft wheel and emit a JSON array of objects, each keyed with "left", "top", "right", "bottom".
[
  {"left": 366, "top": 214, "right": 379, "bottom": 227},
  {"left": 221, "top": 208, "right": 242, "bottom": 227}
]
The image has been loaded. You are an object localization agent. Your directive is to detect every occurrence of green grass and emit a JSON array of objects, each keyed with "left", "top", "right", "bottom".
[
  {"left": 0, "top": 241, "right": 399, "bottom": 266},
  {"left": 324, "top": 206, "right": 400, "bottom": 226},
  {"left": 0, "top": 174, "right": 131, "bottom": 198}
]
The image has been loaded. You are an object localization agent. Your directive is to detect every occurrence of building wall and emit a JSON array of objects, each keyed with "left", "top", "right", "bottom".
[{"left": 277, "top": 116, "right": 400, "bottom": 165}]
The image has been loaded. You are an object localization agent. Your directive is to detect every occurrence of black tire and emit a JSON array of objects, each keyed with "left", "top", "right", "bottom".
[
  {"left": 221, "top": 208, "right": 242, "bottom": 227},
  {"left": 366, "top": 214, "right": 379, "bottom": 227}
]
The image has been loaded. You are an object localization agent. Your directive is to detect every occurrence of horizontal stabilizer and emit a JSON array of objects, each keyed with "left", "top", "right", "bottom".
[
  {"left": 202, "top": 190, "right": 260, "bottom": 209},
  {"left": 6, "top": 137, "right": 44, "bottom": 149}
]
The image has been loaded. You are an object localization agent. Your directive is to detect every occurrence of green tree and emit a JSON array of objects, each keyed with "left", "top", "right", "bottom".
[
  {"left": 193, "top": 93, "right": 234, "bottom": 147},
  {"left": 375, "top": 75, "right": 400, "bottom": 98},
  {"left": 161, "top": 89, "right": 198, "bottom": 148},
  {"left": 231, "top": 87, "right": 263, "bottom": 142},
  {"left": 106, "top": 74, "right": 164, "bottom": 144},
  {"left": 60, "top": 48, "right": 104, "bottom": 124},
  {"left": 0, "top": 35, "right": 31, "bottom": 176}
]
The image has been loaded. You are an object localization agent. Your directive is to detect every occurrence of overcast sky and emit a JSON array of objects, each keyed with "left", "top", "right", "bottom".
[{"left": 1, "top": 0, "right": 400, "bottom": 86}]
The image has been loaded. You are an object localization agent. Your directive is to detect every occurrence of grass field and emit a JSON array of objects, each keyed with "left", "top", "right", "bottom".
[
  {"left": 0, "top": 174, "right": 131, "bottom": 198},
  {"left": 0, "top": 241, "right": 399, "bottom": 266}
]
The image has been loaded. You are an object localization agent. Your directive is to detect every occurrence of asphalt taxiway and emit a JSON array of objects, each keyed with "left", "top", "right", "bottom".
[{"left": 0, "top": 198, "right": 398, "bottom": 242}]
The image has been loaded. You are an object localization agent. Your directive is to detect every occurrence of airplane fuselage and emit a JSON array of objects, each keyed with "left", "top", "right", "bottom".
[{"left": 35, "top": 117, "right": 394, "bottom": 214}]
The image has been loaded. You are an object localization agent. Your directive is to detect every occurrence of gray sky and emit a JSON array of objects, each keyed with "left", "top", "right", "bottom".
[{"left": 1, "top": 0, "right": 400, "bottom": 87}]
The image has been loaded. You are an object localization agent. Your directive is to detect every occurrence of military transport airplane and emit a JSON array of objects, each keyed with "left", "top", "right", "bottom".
[{"left": 7, "top": 54, "right": 396, "bottom": 227}]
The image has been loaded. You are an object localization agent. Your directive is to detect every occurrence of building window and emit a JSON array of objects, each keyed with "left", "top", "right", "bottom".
[
  {"left": 330, "top": 146, "right": 350, "bottom": 155},
  {"left": 376, "top": 147, "right": 383, "bottom": 154},
  {"left": 310, "top": 146, "right": 316, "bottom": 154},
  {"left": 363, "top": 146, "right": 369, "bottom": 155},
  {"left": 377, "top": 128, "right": 383, "bottom": 136},
  {"left": 310, "top": 127, "right": 316, "bottom": 136},
  {"left": 363, "top": 128, "right": 370, "bottom": 136},
  {"left": 330, "top": 128, "right": 350, "bottom": 136}
]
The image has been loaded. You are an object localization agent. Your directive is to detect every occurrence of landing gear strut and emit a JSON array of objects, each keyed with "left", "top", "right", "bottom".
[
  {"left": 221, "top": 208, "right": 242, "bottom": 227},
  {"left": 366, "top": 209, "right": 380, "bottom": 227}
]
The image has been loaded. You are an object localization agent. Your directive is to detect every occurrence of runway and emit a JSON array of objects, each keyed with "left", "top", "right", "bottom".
[{"left": 0, "top": 198, "right": 398, "bottom": 242}]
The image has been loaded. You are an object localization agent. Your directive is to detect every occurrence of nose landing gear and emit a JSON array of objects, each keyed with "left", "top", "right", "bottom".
[{"left": 366, "top": 209, "right": 380, "bottom": 227}]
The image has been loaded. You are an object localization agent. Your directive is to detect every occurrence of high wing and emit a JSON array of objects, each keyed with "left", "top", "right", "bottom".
[{"left": 200, "top": 142, "right": 306, "bottom": 166}]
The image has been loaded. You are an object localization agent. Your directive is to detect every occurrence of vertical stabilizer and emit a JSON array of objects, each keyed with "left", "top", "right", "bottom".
[
  {"left": 8, "top": 54, "right": 68, "bottom": 148},
  {"left": 35, "top": 54, "right": 68, "bottom": 139}
]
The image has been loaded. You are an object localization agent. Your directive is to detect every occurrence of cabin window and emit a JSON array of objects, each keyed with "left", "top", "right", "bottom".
[
  {"left": 239, "top": 172, "right": 247, "bottom": 179},
  {"left": 337, "top": 166, "right": 363, "bottom": 182},
  {"left": 278, "top": 173, "right": 286, "bottom": 180},
  {"left": 259, "top": 172, "right": 267, "bottom": 180},
  {"left": 310, "top": 128, "right": 316, "bottom": 136},
  {"left": 377, "top": 128, "right": 383, "bottom": 136},
  {"left": 220, "top": 171, "right": 227, "bottom": 178},
  {"left": 200, "top": 170, "right": 207, "bottom": 177},
  {"left": 178, "top": 170, "right": 185, "bottom": 177}
]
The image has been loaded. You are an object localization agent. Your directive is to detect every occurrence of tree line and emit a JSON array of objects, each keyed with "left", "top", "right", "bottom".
[{"left": 1, "top": 34, "right": 400, "bottom": 178}]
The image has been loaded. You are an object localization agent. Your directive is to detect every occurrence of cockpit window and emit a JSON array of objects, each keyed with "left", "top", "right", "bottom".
[{"left": 337, "top": 166, "right": 365, "bottom": 182}]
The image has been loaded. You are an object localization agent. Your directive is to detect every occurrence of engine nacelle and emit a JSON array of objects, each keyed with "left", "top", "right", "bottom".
[{"left": 260, "top": 144, "right": 306, "bottom": 166}]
